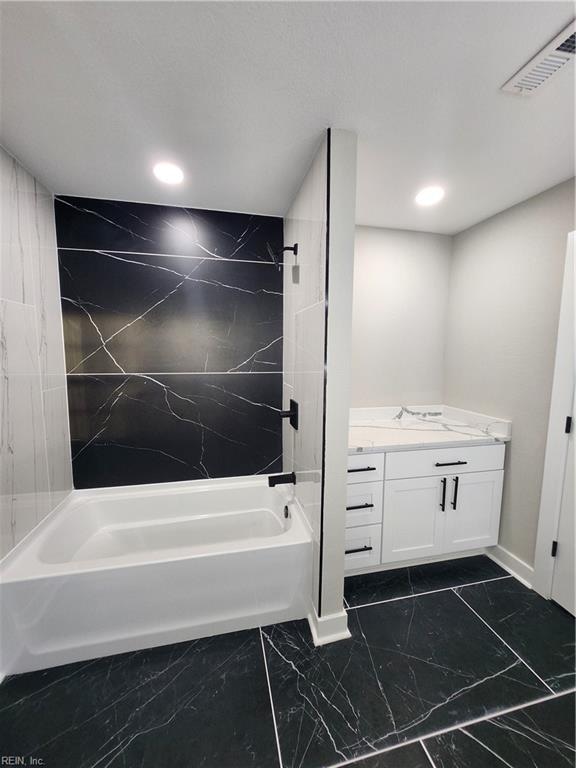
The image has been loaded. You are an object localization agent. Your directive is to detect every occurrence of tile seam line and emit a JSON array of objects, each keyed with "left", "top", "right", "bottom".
[
  {"left": 58, "top": 247, "right": 284, "bottom": 266},
  {"left": 65, "top": 371, "right": 284, "bottom": 376},
  {"left": 451, "top": 588, "right": 556, "bottom": 694},
  {"left": 346, "top": 575, "right": 513, "bottom": 611},
  {"left": 0, "top": 297, "right": 37, "bottom": 309},
  {"left": 420, "top": 739, "right": 438, "bottom": 768},
  {"left": 322, "top": 687, "right": 576, "bottom": 768},
  {"left": 259, "top": 627, "right": 284, "bottom": 768}
]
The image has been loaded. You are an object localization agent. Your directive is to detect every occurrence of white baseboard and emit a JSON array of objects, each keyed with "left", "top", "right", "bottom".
[
  {"left": 307, "top": 608, "right": 351, "bottom": 646},
  {"left": 346, "top": 549, "right": 486, "bottom": 577},
  {"left": 485, "top": 544, "right": 534, "bottom": 588}
]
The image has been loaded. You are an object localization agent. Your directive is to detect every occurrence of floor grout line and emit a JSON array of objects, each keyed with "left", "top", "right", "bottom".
[
  {"left": 345, "top": 575, "right": 513, "bottom": 611},
  {"left": 259, "top": 627, "right": 284, "bottom": 768},
  {"left": 451, "top": 588, "right": 556, "bottom": 694},
  {"left": 323, "top": 687, "right": 576, "bottom": 768},
  {"left": 420, "top": 739, "right": 438, "bottom": 768}
]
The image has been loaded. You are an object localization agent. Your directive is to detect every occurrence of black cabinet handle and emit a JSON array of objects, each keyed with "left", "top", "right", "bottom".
[
  {"left": 345, "top": 545, "right": 373, "bottom": 555},
  {"left": 346, "top": 503, "right": 375, "bottom": 511},
  {"left": 452, "top": 476, "right": 460, "bottom": 510},
  {"left": 435, "top": 461, "right": 468, "bottom": 467},
  {"left": 347, "top": 466, "right": 376, "bottom": 473},
  {"left": 440, "top": 477, "right": 447, "bottom": 511}
]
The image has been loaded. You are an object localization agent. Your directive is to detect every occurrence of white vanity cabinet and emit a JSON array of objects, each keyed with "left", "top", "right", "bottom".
[{"left": 345, "top": 443, "right": 506, "bottom": 571}]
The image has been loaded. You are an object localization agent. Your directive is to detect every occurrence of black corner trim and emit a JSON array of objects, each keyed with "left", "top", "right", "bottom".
[
  {"left": 551, "top": 540, "right": 558, "bottom": 557},
  {"left": 565, "top": 416, "right": 573, "bottom": 434}
]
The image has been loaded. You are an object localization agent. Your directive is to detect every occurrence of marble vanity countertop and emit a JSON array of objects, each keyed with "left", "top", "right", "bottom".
[{"left": 349, "top": 405, "right": 512, "bottom": 454}]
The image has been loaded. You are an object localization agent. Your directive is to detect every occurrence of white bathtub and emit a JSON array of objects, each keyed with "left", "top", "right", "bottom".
[{"left": 0, "top": 477, "right": 312, "bottom": 676}]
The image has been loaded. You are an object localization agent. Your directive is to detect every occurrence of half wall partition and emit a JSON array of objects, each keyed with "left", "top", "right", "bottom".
[{"left": 283, "top": 129, "right": 358, "bottom": 643}]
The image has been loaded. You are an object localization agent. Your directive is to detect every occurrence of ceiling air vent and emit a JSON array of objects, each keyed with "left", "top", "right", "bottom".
[{"left": 501, "top": 20, "right": 575, "bottom": 95}]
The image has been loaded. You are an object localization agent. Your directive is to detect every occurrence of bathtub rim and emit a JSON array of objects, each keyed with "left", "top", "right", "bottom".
[{"left": 0, "top": 475, "right": 311, "bottom": 583}]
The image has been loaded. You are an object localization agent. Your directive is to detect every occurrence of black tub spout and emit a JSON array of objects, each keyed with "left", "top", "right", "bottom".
[{"left": 268, "top": 472, "right": 296, "bottom": 487}]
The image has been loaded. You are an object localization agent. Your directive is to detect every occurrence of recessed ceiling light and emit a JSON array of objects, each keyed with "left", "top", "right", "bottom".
[
  {"left": 153, "top": 162, "right": 184, "bottom": 185},
  {"left": 415, "top": 186, "right": 445, "bottom": 207}
]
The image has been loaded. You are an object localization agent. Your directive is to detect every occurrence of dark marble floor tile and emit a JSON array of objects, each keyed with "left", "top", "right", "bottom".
[
  {"left": 263, "top": 590, "right": 548, "bottom": 768},
  {"left": 55, "top": 196, "right": 283, "bottom": 263},
  {"left": 424, "top": 692, "right": 575, "bottom": 767},
  {"left": 59, "top": 249, "right": 282, "bottom": 375},
  {"left": 344, "top": 555, "right": 508, "bottom": 608},
  {"left": 456, "top": 578, "right": 576, "bottom": 692},
  {"left": 68, "top": 373, "right": 282, "bottom": 488},
  {"left": 1, "top": 630, "right": 279, "bottom": 768},
  {"left": 350, "top": 741, "right": 430, "bottom": 767}
]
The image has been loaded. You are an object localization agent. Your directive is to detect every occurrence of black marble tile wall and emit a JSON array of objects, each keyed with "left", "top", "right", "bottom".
[{"left": 55, "top": 196, "right": 283, "bottom": 488}]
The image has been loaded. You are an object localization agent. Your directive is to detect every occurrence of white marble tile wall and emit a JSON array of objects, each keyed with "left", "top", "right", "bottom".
[
  {"left": 283, "top": 137, "right": 328, "bottom": 609},
  {"left": 0, "top": 147, "right": 72, "bottom": 558}
]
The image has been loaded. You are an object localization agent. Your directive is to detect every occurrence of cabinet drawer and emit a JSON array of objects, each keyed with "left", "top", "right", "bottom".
[
  {"left": 347, "top": 453, "right": 384, "bottom": 484},
  {"left": 385, "top": 444, "right": 505, "bottom": 480},
  {"left": 345, "top": 482, "right": 383, "bottom": 528},
  {"left": 344, "top": 524, "right": 382, "bottom": 572}
]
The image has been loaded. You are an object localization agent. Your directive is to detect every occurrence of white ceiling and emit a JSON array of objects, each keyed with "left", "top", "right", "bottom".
[{"left": 1, "top": 1, "right": 574, "bottom": 234}]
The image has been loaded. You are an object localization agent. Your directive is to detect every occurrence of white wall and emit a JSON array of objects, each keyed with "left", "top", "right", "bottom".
[
  {"left": 445, "top": 179, "right": 575, "bottom": 567},
  {"left": 352, "top": 227, "right": 452, "bottom": 406},
  {"left": 0, "top": 146, "right": 72, "bottom": 558}
]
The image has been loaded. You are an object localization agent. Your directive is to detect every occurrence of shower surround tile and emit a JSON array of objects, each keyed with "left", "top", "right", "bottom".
[
  {"left": 55, "top": 195, "right": 282, "bottom": 262},
  {"left": 0, "top": 301, "right": 51, "bottom": 556},
  {"left": 56, "top": 196, "right": 284, "bottom": 488},
  {"left": 456, "top": 578, "right": 576, "bottom": 693},
  {"left": 0, "top": 147, "right": 71, "bottom": 558},
  {"left": 1, "top": 629, "right": 280, "bottom": 768},
  {"left": 424, "top": 692, "right": 575, "bottom": 768},
  {"left": 0, "top": 148, "right": 38, "bottom": 305},
  {"left": 59, "top": 249, "right": 283, "bottom": 374},
  {"left": 42, "top": 386, "right": 73, "bottom": 508},
  {"left": 262, "top": 590, "right": 549, "bottom": 768},
  {"left": 68, "top": 373, "right": 282, "bottom": 488},
  {"left": 0, "top": 152, "right": 66, "bottom": 388}
]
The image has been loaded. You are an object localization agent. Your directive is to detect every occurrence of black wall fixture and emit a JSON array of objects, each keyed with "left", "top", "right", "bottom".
[{"left": 56, "top": 196, "right": 284, "bottom": 489}]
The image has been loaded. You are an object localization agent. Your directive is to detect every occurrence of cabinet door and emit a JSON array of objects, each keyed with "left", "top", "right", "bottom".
[
  {"left": 443, "top": 470, "right": 503, "bottom": 553},
  {"left": 382, "top": 477, "right": 445, "bottom": 563}
]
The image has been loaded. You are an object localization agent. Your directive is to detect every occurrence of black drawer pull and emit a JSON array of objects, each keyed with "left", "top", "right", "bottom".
[
  {"left": 346, "top": 503, "right": 375, "bottom": 511},
  {"left": 345, "top": 545, "right": 373, "bottom": 555},
  {"left": 435, "top": 460, "right": 468, "bottom": 467},
  {"left": 347, "top": 466, "right": 377, "bottom": 473}
]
